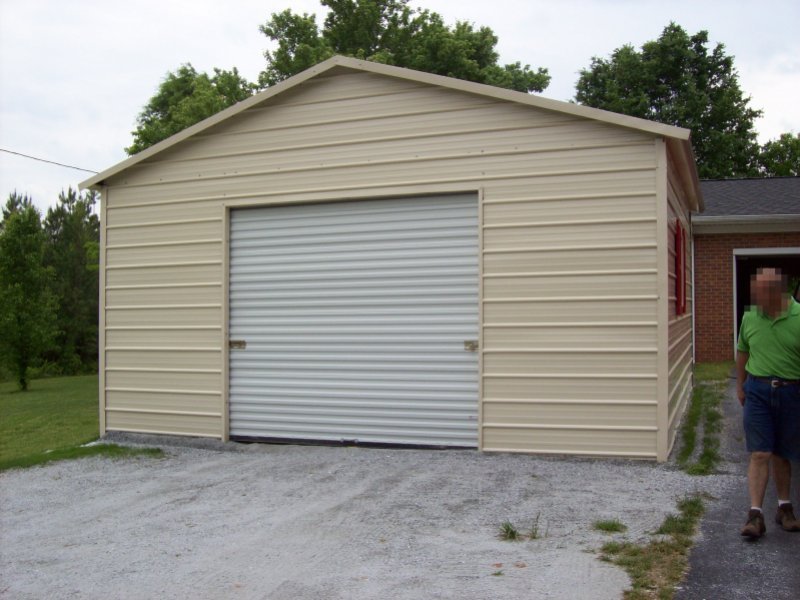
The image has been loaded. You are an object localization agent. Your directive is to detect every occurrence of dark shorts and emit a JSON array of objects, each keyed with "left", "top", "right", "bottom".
[{"left": 743, "top": 377, "right": 800, "bottom": 461}]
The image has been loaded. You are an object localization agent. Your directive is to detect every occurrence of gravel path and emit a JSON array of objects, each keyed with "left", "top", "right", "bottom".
[{"left": 1, "top": 435, "right": 737, "bottom": 599}]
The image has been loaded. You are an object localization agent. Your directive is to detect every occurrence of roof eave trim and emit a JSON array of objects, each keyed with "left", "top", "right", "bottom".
[
  {"left": 80, "top": 55, "right": 692, "bottom": 190},
  {"left": 666, "top": 137, "right": 703, "bottom": 212},
  {"left": 692, "top": 214, "right": 800, "bottom": 223},
  {"left": 692, "top": 214, "right": 800, "bottom": 234}
]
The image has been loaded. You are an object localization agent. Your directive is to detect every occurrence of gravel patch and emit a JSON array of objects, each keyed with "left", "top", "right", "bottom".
[{"left": 0, "top": 436, "right": 737, "bottom": 599}]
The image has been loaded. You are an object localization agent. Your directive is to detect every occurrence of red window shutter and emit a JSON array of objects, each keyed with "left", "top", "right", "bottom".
[{"left": 675, "top": 221, "right": 686, "bottom": 315}]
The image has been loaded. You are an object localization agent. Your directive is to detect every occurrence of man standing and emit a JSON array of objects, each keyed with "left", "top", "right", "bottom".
[{"left": 737, "top": 267, "right": 800, "bottom": 538}]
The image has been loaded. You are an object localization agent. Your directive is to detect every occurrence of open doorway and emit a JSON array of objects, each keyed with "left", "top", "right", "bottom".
[{"left": 733, "top": 248, "right": 800, "bottom": 352}]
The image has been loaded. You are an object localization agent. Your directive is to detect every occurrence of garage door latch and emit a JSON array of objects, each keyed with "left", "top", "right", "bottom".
[
  {"left": 229, "top": 340, "right": 247, "bottom": 350},
  {"left": 463, "top": 340, "right": 479, "bottom": 352}
]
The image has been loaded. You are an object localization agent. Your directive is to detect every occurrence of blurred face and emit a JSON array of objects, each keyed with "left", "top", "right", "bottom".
[{"left": 751, "top": 268, "right": 786, "bottom": 312}]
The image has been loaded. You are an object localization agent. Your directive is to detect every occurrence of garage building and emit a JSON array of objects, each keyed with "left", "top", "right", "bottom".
[{"left": 81, "top": 56, "right": 702, "bottom": 461}]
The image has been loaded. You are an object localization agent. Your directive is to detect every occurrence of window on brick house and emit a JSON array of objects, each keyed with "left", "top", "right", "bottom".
[{"left": 675, "top": 221, "right": 687, "bottom": 315}]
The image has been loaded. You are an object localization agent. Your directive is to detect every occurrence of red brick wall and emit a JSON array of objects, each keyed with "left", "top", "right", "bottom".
[{"left": 694, "top": 231, "right": 800, "bottom": 362}]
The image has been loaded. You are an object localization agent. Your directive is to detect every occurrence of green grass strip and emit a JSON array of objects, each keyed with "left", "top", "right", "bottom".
[
  {"left": 693, "top": 361, "right": 734, "bottom": 382},
  {"left": 600, "top": 495, "right": 705, "bottom": 600},
  {"left": 1, "top": 374, "right": 162, "bottom": 471},
  {"left": 676, "top": 386, "right": 704, "bottom": 465},
  {"left": 0, "top": 443, "right": 164, "bottom": 472},
  {"left": 676, "top": 362, "right": 730, "bottom": 476},
  {"left": 1, "top": 375, "right": 99, "bottom": 462}
]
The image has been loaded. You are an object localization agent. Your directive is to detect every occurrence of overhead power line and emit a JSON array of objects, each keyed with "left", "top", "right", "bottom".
[{"left": 0, "top": 147, "right": 98, "bottom": 174}]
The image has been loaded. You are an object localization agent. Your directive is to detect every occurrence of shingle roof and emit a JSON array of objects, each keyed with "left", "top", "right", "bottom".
[{"left": 698, "top": 177, "right": 800, "bottom": 216}]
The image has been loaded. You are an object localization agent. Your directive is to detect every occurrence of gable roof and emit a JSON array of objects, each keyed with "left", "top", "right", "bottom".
[
  {"left": 81, "top": 55, "right": 700, "bottom": 204},
  {"left": 693, "top": 177, "right": 800, "bottom": 234}
]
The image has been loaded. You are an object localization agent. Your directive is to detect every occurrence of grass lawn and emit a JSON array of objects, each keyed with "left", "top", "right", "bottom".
[{"left": 0, "top": 374, "right": 161, "bottom": 471}]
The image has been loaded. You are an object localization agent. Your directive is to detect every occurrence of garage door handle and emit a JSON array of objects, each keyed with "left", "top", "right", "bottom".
[
  {"left": 229, "top": 340, "right": 247, "bottom": 350},
  {"left": 464, "top": 340, "right": 479, "bottom": 352}
]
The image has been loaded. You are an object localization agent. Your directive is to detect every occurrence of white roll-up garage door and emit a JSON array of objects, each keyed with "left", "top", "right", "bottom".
[{"left": 228, "top": 194, "right": 479, "bottom": 447}]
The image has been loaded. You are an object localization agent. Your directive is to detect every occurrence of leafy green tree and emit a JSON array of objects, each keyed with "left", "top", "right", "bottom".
[
  {"left": 127, "top": 2, "right": 548, "bottom": 154},
  {"left": 259, "top": 0, "right": 550, "bottom": 92},
  {"left": 259, "top": 9, "right": 333, "bottom": 87},
  {"left": 126, "top": 65, "right": 255, "bottom": 155},
  {"left": 0, "top": 203, "right": 57, "bottom": 390},
  {"left": 757, "top": 133, "right": 800, "bottom": 176},
  {"left": 575, "top": 23, "right": 762, "bottom": 179},
  {"left": 43, "top": 188, "right": 101, "bottom": 374}
]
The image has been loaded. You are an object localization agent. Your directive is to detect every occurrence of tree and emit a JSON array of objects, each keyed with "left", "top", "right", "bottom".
[
  {"left": 259, "top": 9, "right": 333, "bottom": 87},
  {"left": 126, "top": 65, "right": 255, "bottom": 155},
  {"left": 127, "top": 2, "right": 548, "bottom": 154},
  {"left": 0, "top": 203, "right": 57, "bottom": 390},
  {"left": 574, "top": 23, "right": 762, "bottom": 179},
  {"left": 1, "top": 191, "right": 34, "bottom": 231},
  {"left": 259, "top": 0, "right": 550, "bottom": 92},
  {"left": 757, "top": 133, "right": 800, "bottom": 176},
  {"left": 43, "top": 188, "right": 101, "bottom": 373}
]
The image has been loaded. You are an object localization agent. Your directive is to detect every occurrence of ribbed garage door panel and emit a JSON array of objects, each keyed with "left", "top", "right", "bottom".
[{"left": 229, "top": 194, "right": 479, "bottom": 446}]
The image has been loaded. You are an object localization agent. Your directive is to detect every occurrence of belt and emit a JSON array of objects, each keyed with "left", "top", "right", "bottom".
[{"left": 749, "top": 376, "right": 800, "bottom": 388}]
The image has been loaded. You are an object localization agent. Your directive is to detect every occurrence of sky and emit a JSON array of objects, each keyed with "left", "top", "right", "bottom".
[{"left": 1, "top": 0, "right": 798, "bottom": 214}]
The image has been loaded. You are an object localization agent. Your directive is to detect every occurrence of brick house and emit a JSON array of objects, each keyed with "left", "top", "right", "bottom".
[{"left": 693, "top": 177, "right": 800, "bottom": 362}]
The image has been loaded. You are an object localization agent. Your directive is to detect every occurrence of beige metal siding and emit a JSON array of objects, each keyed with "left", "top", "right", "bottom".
[
  {"left": 481, "top": 148, "right": 660, "bottom": 458},
  {"left": 100, "top": 70, "right": 661, "bottom": 455},
  {"left": 102, "top": 183, "right": 224, "bottom": 437},
  {"left": 665, "top": 155, "right": 695, "bottom": 453}
]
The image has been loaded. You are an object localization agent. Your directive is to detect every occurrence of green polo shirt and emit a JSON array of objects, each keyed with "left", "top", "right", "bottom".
[{"left": 737, "top": 298, "right": 800, "bottom": 379}]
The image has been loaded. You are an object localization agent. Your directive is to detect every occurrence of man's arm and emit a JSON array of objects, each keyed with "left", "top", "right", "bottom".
[{"left": 736, "top": 351, "right": 749, "bottom": 406}]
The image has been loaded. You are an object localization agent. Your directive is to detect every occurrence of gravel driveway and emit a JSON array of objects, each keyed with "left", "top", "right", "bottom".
[{"left": 1, "top": 434, "right": 736, "bottom": 599}]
